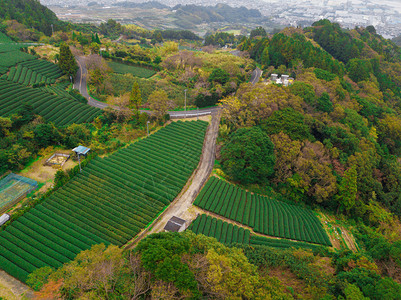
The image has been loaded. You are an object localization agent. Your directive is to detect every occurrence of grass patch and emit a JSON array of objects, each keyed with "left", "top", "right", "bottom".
[{"left": 108, "top": 61, "right": 156, "bottom": 78}]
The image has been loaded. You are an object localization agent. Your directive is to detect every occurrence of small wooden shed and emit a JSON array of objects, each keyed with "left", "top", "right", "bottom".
[{"left": 164, "top": 216, "right": 186, "bottom": 232}]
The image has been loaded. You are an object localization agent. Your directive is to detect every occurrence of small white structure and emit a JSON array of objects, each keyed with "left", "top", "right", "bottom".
[
  {"left": 271, "top": 74, "right": 294, "bottom": 86},
  {"left": 0, "top": 213, "right": 10, "bottom": 226}
]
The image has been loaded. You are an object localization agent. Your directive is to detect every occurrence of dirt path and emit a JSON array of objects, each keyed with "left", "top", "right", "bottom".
[
  {"left": 0, "top": 270, "right": 34, "bottom": 299},
  {"left": 125, "top": 110, "right": 221, "bottom": 249}
]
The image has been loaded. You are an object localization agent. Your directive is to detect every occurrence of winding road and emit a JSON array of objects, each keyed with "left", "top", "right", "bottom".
[
  {"left": 74, "top": 54, "right": 261, "bottom": 117},
  {"left": 74, "top": 56, "right": 218, "bottom": 117},
  {"left": 250, "top": 67, "right": 263, "bottom": 85}
]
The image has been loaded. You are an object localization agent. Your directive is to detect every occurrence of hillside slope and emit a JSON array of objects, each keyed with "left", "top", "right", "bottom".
[{"left": 0, "top": 0, "right": 63, "bottom": 35}]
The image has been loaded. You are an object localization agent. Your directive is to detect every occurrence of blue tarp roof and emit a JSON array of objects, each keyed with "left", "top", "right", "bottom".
[{"left": 72, "top": 145, "right": 90, "bottom": 155}]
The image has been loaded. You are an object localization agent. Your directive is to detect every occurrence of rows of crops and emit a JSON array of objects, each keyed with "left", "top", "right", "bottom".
[
  {"left": 0, "top": 120, "right": 208, "bottom": 282},
  {"left": 188, "top": 214, "right": 251, "bottom": 245},
  {"left": 7, "top": 65, "right": 55, "bottom": 86},
  {"left": 188, "top": 214, "right": 323, "bottom": 251},
  {"left": 194, "top": 177, "right": 331, "bottom": 246},
  {"left": 0, "top": 51, "right": 35, "bottom": 68},
  {"left": 0, "top": 80, "right": 102, "bottom": 126},
  {"left": 0, "top": 65, "right": 8, "bottom": 75},
  {"left": 0, "top": 32, "right": 12, "bottom": 43},
  {"left": 7, "top": 60, "right": 62, "bottom": 86},
  {"left": 108, "top": 61, "right": 156, "bottom": 78},
  {"left": 19, "top": 60, "right": 62, "bottom": 79},
  {"left": 41, "top": 86, "right": 84, "bottom": 103}
]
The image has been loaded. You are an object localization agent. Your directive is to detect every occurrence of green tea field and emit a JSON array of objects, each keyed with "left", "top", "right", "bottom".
[
  {"left": 108, "top": 61, "right": 156, "bottom": 78},
  {"left": 0, "top": 120, "right": 208, "bottom": 282},
  {"left": 194, "top": 177, "right": 331, "bottom": 246}
]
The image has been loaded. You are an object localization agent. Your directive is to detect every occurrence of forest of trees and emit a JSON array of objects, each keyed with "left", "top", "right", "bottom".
[{"left": 0, "top": 0, "right": 64, "bottom": 36}]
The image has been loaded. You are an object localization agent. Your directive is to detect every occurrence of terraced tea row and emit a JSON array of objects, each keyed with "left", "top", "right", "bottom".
[
  {"left": 188, "top": 214, "right": 322, "bottom": 251},
  {"left": 0, "top": 120, "right": 209, "bottom": 282},
  {"left": 19, "top": 60, "right": 63, "bottom": 79},
  {"left": 0, "top": 80, "right": 102, "bottom": 126},
  {"left": 7, "top": 65, "right": 55, "bottom": 86},
  {"left": 194, "top": 177, "right": 331, "bottom": 246},
  {"left": 7, "top": 60, "right": 63, "bottom": 86},
  {"left": 0, "top": 51, "right": 36, "bottom": 68},
  {"left": 0, "top": 32, "right": 12, "bottom": 43},
  {"left": 188, "top": 214, "right": 251, "bottom": 245}
]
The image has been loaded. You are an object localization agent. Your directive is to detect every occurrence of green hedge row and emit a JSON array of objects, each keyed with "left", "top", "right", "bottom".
[{"left": 194, "top": 177, "right": 332, "bottom": 246}]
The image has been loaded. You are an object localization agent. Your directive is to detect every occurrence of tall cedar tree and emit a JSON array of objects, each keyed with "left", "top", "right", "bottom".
[
  {"left": 130, "top": 81, "right": 142, "bottom": 112},
  {"left": 58, "top": 43, "right": 78, "bottom": 79}
]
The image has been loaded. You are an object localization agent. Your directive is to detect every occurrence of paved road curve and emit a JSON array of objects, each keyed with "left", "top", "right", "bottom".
[
  {"left": 74, "top": 55, "right": 261, "bottom": 117},
  {"left": 250, "top": 67, "right": 263, "bottom": 85},
  {"left": 74, "top": 56, "right": 217, "bottom": 117}
]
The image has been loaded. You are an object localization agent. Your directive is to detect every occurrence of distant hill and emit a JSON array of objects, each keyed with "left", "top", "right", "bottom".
[
  {"left": 113, "top": 1, "right": 169, "bottom": 9},
  {"left": 0, "top": 0, "right": 63, "bottom": 36},
  {"left": 393, "top": 35, "right": 401, "bottom": 47},
  {"left": 173, "top": 4, "right": 262, "bottom": 25}
]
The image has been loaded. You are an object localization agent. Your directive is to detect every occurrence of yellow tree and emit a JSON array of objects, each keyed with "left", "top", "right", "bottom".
[{"left": 148, "top": 90, "right": 173, "bottom": 121}]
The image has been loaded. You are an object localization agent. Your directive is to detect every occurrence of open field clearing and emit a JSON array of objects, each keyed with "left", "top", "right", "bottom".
[{"left": 108, "top": 61, "right": 156, "bottom": 78}]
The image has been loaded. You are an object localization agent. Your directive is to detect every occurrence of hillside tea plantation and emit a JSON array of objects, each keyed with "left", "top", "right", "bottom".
[
  {"left": 0, "top": 51, "right": 36, "bottom": 68},
  {"left": 6, "top": 60, "right": 63, "bottom": 86},
  {"left": 194, "top": 177, "right": 331, "bottom": 246},
  {"left": 188, "top": 214, "right": 323, "bottom": 251},
  {"left": 189, "top": 214, "right": 251, "bottom": 244},
  {"left": 0, "top": 79, "right": 102, "bottom": 126},
  {"left": 0, "top": 120, "right": 208, "bottom": 282},
  {"left": 108, "top": 61, "right": 156, "bottom": 78}
]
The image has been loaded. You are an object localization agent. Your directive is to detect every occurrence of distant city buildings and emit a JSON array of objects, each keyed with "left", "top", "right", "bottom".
[{"left": 40, "top": 0, "right": 401, "bottom": 38}]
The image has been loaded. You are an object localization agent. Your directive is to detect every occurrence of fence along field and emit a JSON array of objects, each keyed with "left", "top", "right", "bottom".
[
  {"left": 0, "top": 174, "right": 38, "bottom": 214},
  {"left": 0, "top": 79, "right": 102, "bottom": 126},
  {"left": 194, "top": 177, "right": 331, "bottom": 246},
  {"left": 0, "top": 120, "right": 208, "bottom": 282},
  {"left": 189, "top": 214, "right": 323, "bottom": 251}
]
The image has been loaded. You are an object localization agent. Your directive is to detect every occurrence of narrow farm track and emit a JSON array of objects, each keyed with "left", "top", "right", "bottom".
[
  {"left": 125, "top": 111, "right": 221, "bottom": 248},
  {"left": 0, "top": 270, "right": 34, "bottom": 299}
]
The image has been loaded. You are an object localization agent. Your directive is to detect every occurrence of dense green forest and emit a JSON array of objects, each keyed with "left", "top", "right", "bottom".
[{"left": 0, "top": 0, "right": 63, "bottom": 36}]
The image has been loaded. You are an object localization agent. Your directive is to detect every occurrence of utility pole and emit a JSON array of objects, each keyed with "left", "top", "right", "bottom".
[
  {"left": 78, "top": 153, "right": 82, "bottom": 173},
  {"left": 51, "top": 24, "right": 54, "bottom": 36},
  {"left": 184, "top": 89, "right": 187, "bottom": 118},
  {"left": 147, "top": 121, "right": 150, "bottom": 136}
]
